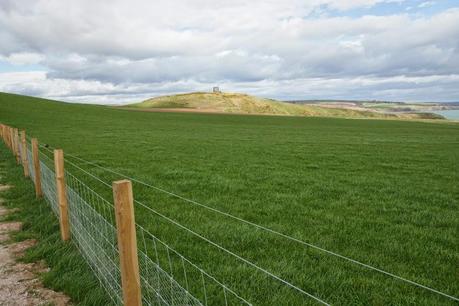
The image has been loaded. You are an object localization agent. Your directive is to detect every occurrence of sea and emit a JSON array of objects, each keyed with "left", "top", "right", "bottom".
[{"left": 429, "top": 109, "right": 459, "bottom": 120}]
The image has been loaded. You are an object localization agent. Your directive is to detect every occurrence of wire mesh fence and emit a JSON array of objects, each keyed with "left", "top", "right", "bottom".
[
  {"left": 136, "top": 238, "right": 202, "bottom": 306},
  {"left": 21, "top": 138, "right": 246, "bottom": 306},
  {"left": 26, "top": 143, "right": 34, "bottom": 183},
  {"left": 136, "top": 223, "right": 251, "bottom": 306},
  {"left": 39, "top": 155, "right": 59, "bottom": 216},
  {"left": 65, "top": 170, "right": 123, "bottom": 305},
  {"left": 17, "top": 137, "right": 22, "bottom": 162}
]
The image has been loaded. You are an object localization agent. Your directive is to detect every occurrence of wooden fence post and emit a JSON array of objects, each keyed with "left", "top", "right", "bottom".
[
  {"left": 6, "top": 127, "right": 10, "bottom": 149},
  {"left": 9, "top": 128, "right": 14, "bottom": 153},
  {"left": 11, "top": 128, "right": 16, "bottom": 156},
  {"left": 11, "top": 128, "right": 15, "bottom": 152},
  {"left": 9, "top": 127, "right": 13, "bottom": 151},
  {"left": 31, "top": 138, "right": 43, "bottom": 198},
  {"left": 5, "top": 126, "right": 9, "bottom": 149},
  {"left": 20, "top": 131, "right": 30, "bottom": 177},
  {"left": 54, "top": 149, "right": 70, "bottom": 241},
  {"left": 113, "top": 180, "right": 142, "bottom": 306},
  {"left": 6, "top": 126, "right": 10, "bottom": 149},
  {"left": 14, "top": 128, "right": 20, "bottom": 164}
]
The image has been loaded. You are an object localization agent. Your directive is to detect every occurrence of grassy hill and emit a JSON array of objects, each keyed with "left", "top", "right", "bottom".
[
  {"left": 1, "top": 91, "right": 458, "bottom": 305},
  {"left": 127, "top": 92, "right": 444, "bottom": 120}
]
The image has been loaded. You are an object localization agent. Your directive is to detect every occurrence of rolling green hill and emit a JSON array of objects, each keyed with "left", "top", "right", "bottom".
[
  {"left": 0, "top": 91, "right": 458, "bottom": 305},
  {"left": 127, "top": 92, "right": 444, "bottom": 120}
]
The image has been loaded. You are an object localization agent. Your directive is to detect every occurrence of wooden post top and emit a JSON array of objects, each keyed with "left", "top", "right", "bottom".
[
  {"left": 113, "top": 179, "right": 141, "bottom": 306},
  {"left": 113, "top": 179, "right": 132, "bottom": 186},
  {"left": 54, "top": 148, "right": 70, "bottom": 241}
]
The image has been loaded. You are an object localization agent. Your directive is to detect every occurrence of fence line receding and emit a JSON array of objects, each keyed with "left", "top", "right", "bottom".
[{"left": 1, "top": 124, "right": 260, "bottom": 306}]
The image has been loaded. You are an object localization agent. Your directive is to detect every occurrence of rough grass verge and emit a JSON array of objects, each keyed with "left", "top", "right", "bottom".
[{"left": 0, "top": 143, "right": 111, "bottom": 306}]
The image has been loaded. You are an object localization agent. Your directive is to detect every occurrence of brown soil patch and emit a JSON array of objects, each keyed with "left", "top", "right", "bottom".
[
  {"left": 0, "top": 184, "right": 71, "bottom": 306},
  {"left": 0, "top": 185, "right": 12, "bottom": 192}
]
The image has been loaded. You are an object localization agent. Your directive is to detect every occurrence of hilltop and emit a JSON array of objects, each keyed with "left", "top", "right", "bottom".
[{"left": 126, "top": 92, "right": 444, "bottom": 120}]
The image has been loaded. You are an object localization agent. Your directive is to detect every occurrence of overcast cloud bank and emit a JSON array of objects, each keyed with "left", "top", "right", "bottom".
[{"left": 0, "top": 0, "right": 458, "bottom": 103}]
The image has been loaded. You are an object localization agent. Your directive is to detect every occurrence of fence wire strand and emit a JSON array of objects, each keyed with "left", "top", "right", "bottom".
[
  {"left": 24, "top": 142, "right": 249, "bottom": 306},
  {"left": 56, "top": 149, "right": 328, "bottom": 304},
  {"left": 57, "top": 149, "right": 459, "bottom": 303},
  {"left": 134, "top": 200, "right": 329, "bottom": 305},
  {"left": 136, "top": 224, "right": 251, "bottom": 306},
  {"left": 39, "top": 158, "right": 59, "bottom": 216}
]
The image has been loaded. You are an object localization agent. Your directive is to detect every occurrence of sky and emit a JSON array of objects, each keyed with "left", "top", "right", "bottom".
[{"left": 0, "top": 0, "right": 458, "bottom": 104}]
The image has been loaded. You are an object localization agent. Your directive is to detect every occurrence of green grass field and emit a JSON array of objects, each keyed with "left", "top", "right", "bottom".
[{"left": 1, "top": 92, "right": 458, "bottom": 305}]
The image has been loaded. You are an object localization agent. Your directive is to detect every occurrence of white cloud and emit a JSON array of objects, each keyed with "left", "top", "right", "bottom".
[
  {"left": 1, "top": 71, "right": 457, "bottom": 104},
  {"left": 418, "top": 1, "right": 436, "bottom": 8},
  {"left": 0, "top": 0, "right": 458, "bottom": 102},
  {"left": 325, "top": 0, "right": 405, "bottom": 10},
  {"left": 0, "top": 52, "right": 43, "bottom": 65}
]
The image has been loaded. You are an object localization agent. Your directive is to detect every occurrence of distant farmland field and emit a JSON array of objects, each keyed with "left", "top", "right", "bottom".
[{"left": 1, "top": 92, "right": 458, "bottom": 305}]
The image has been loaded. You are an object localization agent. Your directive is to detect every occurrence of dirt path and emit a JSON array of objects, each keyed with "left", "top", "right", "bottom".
[{"left": 0, "top": 184, "right": 71, "bottom": 306}]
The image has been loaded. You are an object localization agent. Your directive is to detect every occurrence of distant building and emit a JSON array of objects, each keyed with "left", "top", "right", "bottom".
[{"left": 213, "top": 86, "right": 221, "bottom": 93}]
